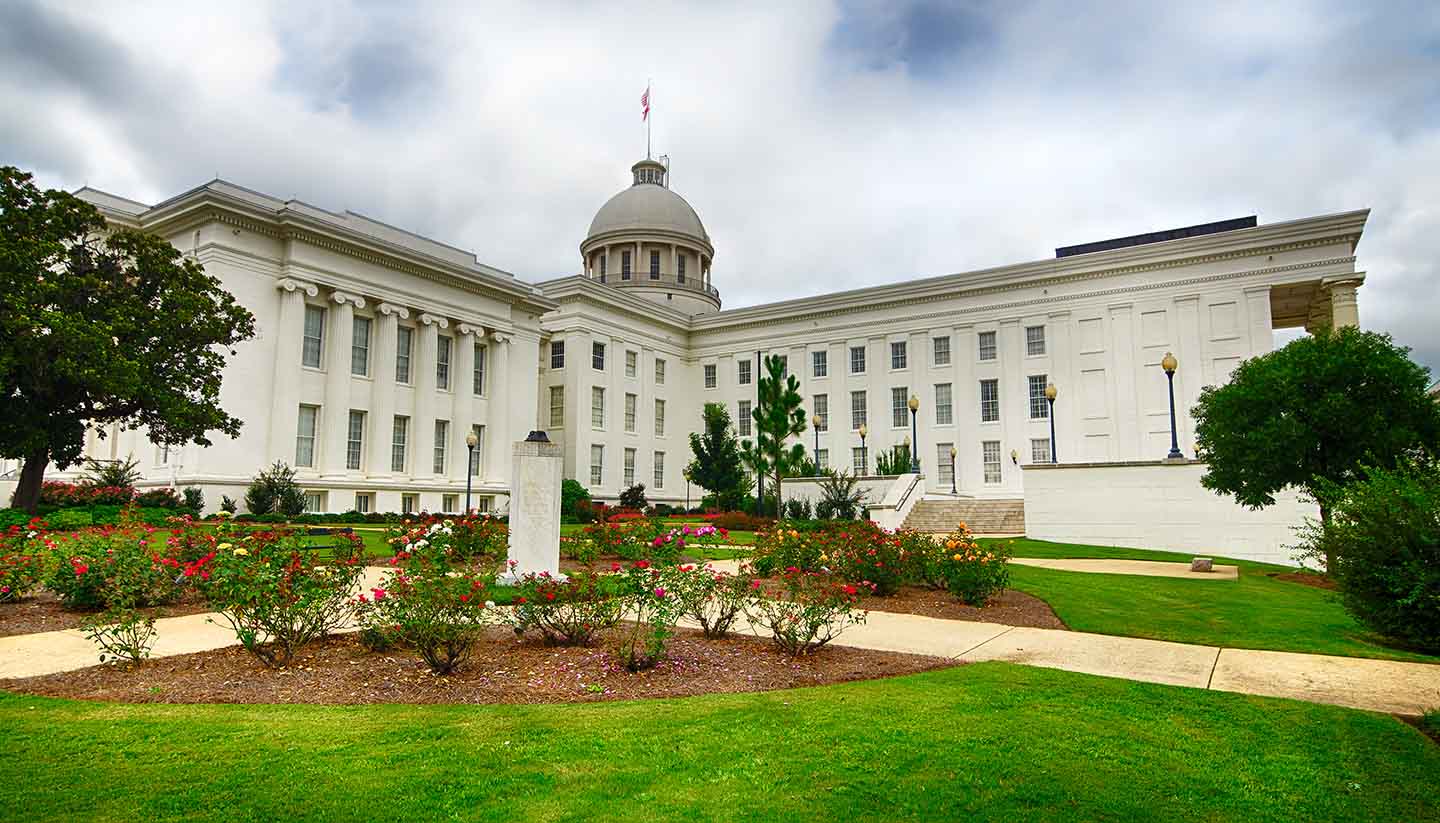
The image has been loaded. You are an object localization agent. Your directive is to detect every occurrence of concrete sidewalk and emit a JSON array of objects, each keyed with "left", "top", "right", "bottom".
[
  {"left": 1, "top": 564, "right": 1437, "bottom": 716},
  {"left": 1010, "top": 557, "right": 1240, "bottom": 580}
]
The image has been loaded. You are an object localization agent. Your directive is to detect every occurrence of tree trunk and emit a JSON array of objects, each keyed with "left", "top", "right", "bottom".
[
  {"left": 1318, "top": 501, "right": 1333, "bottom": 575},
  {"left": 775, "top": 470, "right": 783, "bottom": 520},
  {"left": 10, "top": 450, "right": 50, "bottom": 513}
]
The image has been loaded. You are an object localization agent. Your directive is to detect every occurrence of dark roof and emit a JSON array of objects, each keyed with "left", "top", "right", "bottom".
[{"left": 1055, "top": 216, "right": 1258, "bottom": 258}]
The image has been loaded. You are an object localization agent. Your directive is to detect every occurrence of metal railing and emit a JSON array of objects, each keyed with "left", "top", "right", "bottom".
[{"left": 597, "top": 271, "right": 720, "bottom": 299}]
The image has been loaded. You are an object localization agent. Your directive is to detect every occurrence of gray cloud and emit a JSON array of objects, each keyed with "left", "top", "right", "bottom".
[{"left": 1, "top": 0, "right": 1436, "bottom": 377}]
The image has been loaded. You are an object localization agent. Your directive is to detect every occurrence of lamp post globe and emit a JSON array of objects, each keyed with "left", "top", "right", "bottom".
[
  {"left": 949, "top": 444, "right": 957, "bottom": 494},
  {"left": 811, "top": 413, "right": 822, "bottom": 466},
  {"left": 464, "top": 431, "right": 480, "bottom": 514},
  {"left": 1161, "top": 352, "right": 1183, "bottom": 459},
  {"left": 858, "top": 422, "right": 869, "bottom": 475},
  {"left": 907, "top": 394, "right": 921, "bottom": 474},
  {"left": 1044, "top": 382, "right": 1058, "bottom": 463}
]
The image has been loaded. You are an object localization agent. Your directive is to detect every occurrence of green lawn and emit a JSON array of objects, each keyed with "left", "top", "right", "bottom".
[
  {"left": 1, "top": 662, "right": 1434, "bottom": 822},
  {"left": 983, "top": 538, "right": 1439, "bottom": 663}
]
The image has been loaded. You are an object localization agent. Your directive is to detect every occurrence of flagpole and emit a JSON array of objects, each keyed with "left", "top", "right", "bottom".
[{"left": 646, "top": 79, "right": 652, "bottom": 159}]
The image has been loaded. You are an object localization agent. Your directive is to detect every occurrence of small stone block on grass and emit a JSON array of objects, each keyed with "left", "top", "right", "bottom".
[{"left": 1190, "top": 557, "right": 1214, "bottom": 573}]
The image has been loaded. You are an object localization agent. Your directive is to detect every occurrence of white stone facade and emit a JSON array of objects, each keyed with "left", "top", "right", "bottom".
[{"left": 45, "top": 159, "right": 1368, "bottom": 514}]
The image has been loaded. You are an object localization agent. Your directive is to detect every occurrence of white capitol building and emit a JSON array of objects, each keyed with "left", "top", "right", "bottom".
[{"left": 29, "top": 154, "right": 1367, "bottom": 517}]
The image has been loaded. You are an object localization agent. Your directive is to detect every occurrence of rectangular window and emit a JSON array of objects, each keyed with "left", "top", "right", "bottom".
[
  {"left": 1029, "top": 374, "right": 1050, "bottom": 419},
  {"left": 980, "top": 379, "right": 1000, "bottom": 423},
  {"left": 978, "top": 331, "right": 998, "bottom": 361},
  {"left": 621, "top": 250, "right": 632, "bottom": 279},
  {"left": 442, "top": 494, "right": 459, "bottom": 514},
  {"left": 815, "top": 448, "right": 828, "bottom": 472},
  {"left": 655, "top": 358, "right": 666, "bottom": 384},
  {"left": 590, "top": 445, "right": 604, "bottom": 486},
  {"left": 591, "top": 387, "right": 606, "bottom": 429},
  {"left": 649, "top": 250, "right": 661, "bottom": 279},
  {"left": 625, "top": 350, "right": 638, "bottom": 378},
  {"left": 933, "top": 336, "right": 951, "bottom": 366},
  {"left": 937, "top": 442, "right": 954, "bottom": 485},
  {"left": 433, "top": 420, "right": 449, "bottom": 474},
  {"left": 436, "top": 335, "right": 452, "bottom": 390},
  {"left": 891, "top": 341, "right": 908, "bottom": 370},
  {"left": 704, "top": 364, "right": 717, "bottom": 388},
  {"left": 738, "top": 400, "right": 752, "bottom": 436},
  {"left": 549, "top": 385, "right": 565, "bottom": 428},
  {"left": 892, "top": 387, "right": 910, "bottom": 428},
  {"left": 853, "top": 447, "right": 868, "bottom": 475},
  {"left": 346, "top": 410, "right": 365, "bottom": 471},
  {"left": 304, "top": 491, "right": 324, "bottom": 514},
  {"left": 355, "top": 493, "right": 372, "bottom": 514},
  {"left": 469, "top": 425, "right": 484, "bottom": 476},
  {"left": 296, "top": 405, "right": 318, "bottom": 467},
  {"left": 1026, "top": 325, "right": 1047, "bottom": 356},
  {"left": 550, "top": 339, "right": 565, "bottom": 369},
  {"left": 737, "top": 360, "right": 751, "bottom": 385},
  {"left": 476, "top": 495, "right": 494, "bottom": 513},
  {"left": 813, "top": 394, "right": 828, "bottom": 431},
  {"left": 624, "top": 393, "right": 637, "bottom": 433},
  {"left": 351, "top": 316, "right": 371, "bottom": 376},
  {"left": 934, "top": 383, "right": 953, "bottom": 425},
  {"left": 1032, "top": 438, "right": 1052, "bottom": 464},
  {"left": 391, "top": 416, "right": 409, "bottom": 473},
  {"left": 402, "top": 493, "right": 418, "bottom": 515},
  {"left": 850, "top": 391, "right": 867, "bottom": 429},
  {"left": 850, "top": 345, "right": 866, "bottom": 374},
  {"left": 983, "top": 440, "right": 1002, "bottom": 484},
  {"left": 624, "top": 448, "right": 636, "bottom": 486},
  {"left": 654, "top": 398, "right": 666, "bottom": 437},
  {"left": 592, "top": 342, "right": 606, "bottom": 370},
  {"left": 812, "top": 350, "right": 828, "bottom": 378},
  {"left": 677, "top": 254, "right": 686, "bottom": 281},
  {"left": 473, "top": 342, "right": 487, "bottom": 395},
  {"left": 653, "top": 451, "right": 665, "bottom": 488},
  {"left": 395, "top": 326, "right": 413, "bottom": 383},
  {"left": 302, "top": 305, "right": 325, "bottom": 368}
]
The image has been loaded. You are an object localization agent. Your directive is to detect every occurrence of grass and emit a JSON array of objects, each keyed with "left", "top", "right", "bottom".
[
  {"left": 1, "top": 662, "right": 1435, "bottom": 822},
  {"left": 982, "top": 538, "right": 1439, "bottom": 663}
]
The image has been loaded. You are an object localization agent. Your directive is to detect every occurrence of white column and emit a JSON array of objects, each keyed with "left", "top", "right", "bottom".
[
  {"left": 369, "top": 303, "right": 407, "bottom": 476},
  {"left": 453, "top": 324, "right": 479, "bottom": 484},
  {"left": 1325, "top": 276, "right": 1363, "bottom": 329},
  {"left": 321, "top": 292, "right": 363, "bottom": 476},
  {"left": 1243, "top": 286, "right": 1273, "bottom": 359},
  {"left": 414, "top": 313, "right": 447, "bottom": 478},
  {"left": 267, "top": 278, "right": 317, "bottom": 462},
  {"left": 669, "top": 244, "right": 678, "bottom": 281},
  {"left": 484, "top": 332, "right": 511, "bottom": 481}
]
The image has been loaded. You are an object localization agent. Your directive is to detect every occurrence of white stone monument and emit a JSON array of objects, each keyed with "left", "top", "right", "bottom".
[{"left": 497, "top": 431, "right": 565, "bottom": 584}]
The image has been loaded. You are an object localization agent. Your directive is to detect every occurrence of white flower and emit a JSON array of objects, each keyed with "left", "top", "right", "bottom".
[
  {"left": 484, "top": 600, "right": 496, "bottom": 608},
  {"left": 446, "top": 571, "right": 462, "bottom": 578},
  {"left": 429, "top": 523, "right": 443, "bottom": 534},
  {"left": 26, "top": 531, "right": 37, "bottom": 539},
  {"left": 414, "top": 539, "right": 428, "bottom": 549}
]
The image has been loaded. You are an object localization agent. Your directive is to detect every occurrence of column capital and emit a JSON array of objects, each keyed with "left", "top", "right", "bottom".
[
  {"left": 489, "top": 331, "right": 513, "bottom": 345},
  {"left": 277, "top": 278, "right": 318, "bottom": 297},
  {"left": 419, "top": 312, "right": 449, "bottom": 329},
  {"left": 331, "top": 291, "right": 366, "bottom": 309},
  {"left": 456, "top": 322, "right": 486, "bottom": 337},
  {"left": 1322, "top": 273, "right": 1366, "bottom": 290},
  {"left": 377, "top": 302, "right": 410, "bottom": 319}
]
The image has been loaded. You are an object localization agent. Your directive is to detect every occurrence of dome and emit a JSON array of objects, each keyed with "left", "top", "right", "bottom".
[{"left": 584, "top": 159, "right": 710, "bottom": 248}]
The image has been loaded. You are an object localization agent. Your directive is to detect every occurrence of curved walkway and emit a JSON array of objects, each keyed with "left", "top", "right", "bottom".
[
  {"left": 1, "top": 565, "right": 1437, "bottom": 716},
  {"left": 1010, "top": 557, "right": 1239, "bottom": 580}
]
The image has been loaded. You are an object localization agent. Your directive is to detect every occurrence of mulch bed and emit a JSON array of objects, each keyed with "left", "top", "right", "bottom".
[
  {"left": 0, "top": 590, "right": 211, "bottom": 638},
  {"left": 1400, "top": 715, "right": 1440, "bottom": 746},
  {"left": 0, "top": 626, "right": 955, "bottom": 705},
  {"left": 1269, "top": 572, "right": 1337, "bottom": 591},
  {"left": 857, "top": 586, "right": 1068, "bottom": 629}
]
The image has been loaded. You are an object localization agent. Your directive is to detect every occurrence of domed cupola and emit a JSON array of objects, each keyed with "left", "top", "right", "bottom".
[{"left": 581, "top": 157, "right": 719, "bottom": 315}]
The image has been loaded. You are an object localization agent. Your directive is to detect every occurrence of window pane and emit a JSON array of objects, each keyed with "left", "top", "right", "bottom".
[
  {"left": 937, "top": 442, "right": 954, "bottom": 484},
  {"left": 891, "top": 387, "right": 909, "bottom": 428},
  {"left": 302, "top": 305, "right": 324, "bottom": 368},
  {"left": 655, "top": 358, "right": 666, "bottom": 384},
  {"left": 391, "top": 416, "right": 409, "bottom": 473},
  {"left": 351, "top": 316, "right": 371, "bottom": 376},
  {"left": 396, "top": 326, "right": 412, "bottom": 383},
  {"left": 436, "top": 336, "right": 452, "bottom": 390},
  {"left": 655, "top": 399, "right": 665, "bottom": 436},
  {"left": 815, "top": 449, "right": 828, "bottom": 472},
  {"left": 296, "top": 405, "right": 317, "bottom": 467},
  {"left": 653, "top": 451, "right": 664, "bottom": 488},
  {"left": 1026, "top": 326, "right": 1047, "bottom": 356},
  {"left": 853, "top": 447, "right": 867, "bottom": 475},
  {"left": 591, "top": 387, "right": 605, "bottom": 428},
  {"left": 983, "top": 440, "right": 1002, "bottom": 483},
  {"left": 625, "top": 393, "right": 637, "bottom": 432},
  {"left": 704, "top": 364, "right": 717, "bottom": 388},
  {"left": 623, "top": 448, "right": 636, "bottom": 486},
  {"left": 470, "top": 425, "right": 484, "bottom": 476},
  {"left": 626, "top": 350, "right": 637, "bottom": 378},
  {"left": 980, "top": 379, "right": 1000, "bottom": 423},
  {"left": 346, "top": 410, "right": 364, "bottom": 471},
  {"left": 433, "top": 420, "right": 449, "bottom": 474},
  {"left": 549, "top": 386, "right": 565, "bottom": 428},
  {"left": 812, "top": 350, "right": 827, "bottom": 378},
  {"left": 550, "top": 340, "right": 565, "bottom": 369},
  {"left": 891, "top": 341, "right": 907, "bottom": 370},
  {"left": 737, "top": 360, "right": 750, "bottom": 385},
  {"left": 593, "top": 342, "right": 605, "bottom": 370},
  {"left": 850, "top": 346, "right": 866, "bottom": 374},
  {"left": 1029, "top": 374, "right": 1050, "bottom": 419},
  {"left": 649, "top": 251, "right": 660, "bottom": 279},
  {"left": 850, "top": 391, "right": 867, "bottom": 429},
  {"left": 590, "top": 445, "right": 604, "bottom": 485},
  {"left": 1032, "top": 438, "right": 1052, "bottom": 464},
  {"left": 474, "top": 342, "right": 487, "bottom": 395},
  {"left": 738, "top": 400, "right": 752, "bottom": 436},
  {"left": 978, "top": 331, "right": 997, "bottom": 361},
  {"left": 813, "top": 394, "right": 828, "bottom": 431},
  {"left": 933, "top": 336, "right": 951, "bottom": 366},
  {"left": 935, "top": 383, "right": 953, "bottom": 425}
]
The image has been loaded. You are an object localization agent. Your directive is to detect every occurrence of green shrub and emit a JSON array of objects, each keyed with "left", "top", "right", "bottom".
[
  {"left": 42, "top": 522, "right": 181, "bottom": 611},
  {"left": 932, "top": 525, "right": 1011, "bottom": 606},
  {"left": 511, "top": 570, "right": 623, "bottom": 646},
  {"left": 619, "top": 483, "right": 649, "bottom": 509},
  {"left": 181, "top": 487, "right": 204, "bottom": 513},
  {"left": 45, "top": 510, "right": 93, "bottom": 530},
  {"left": 1301, "top": 460, "right": 1440, "bottom": 652},
  {"left": 0, "top": 526, "right": 45, "bottom": 602},
  {"left": 220, "top": 495, "right": 239, "bottom": 514},
  {"left": 244, "top": 461, "right": 306, "bottom": 517},
  {"left": 745, "top": 569, "right": 870, "bottom": 655},
  {"left": 561, "top": 479, "right": 590, "bottom": 519},
  {"left": 712, "top": 511, "right": 770, "bottom": 532},
  {"left": 134, "top": 488, "right": 182, "bottom": 509}
]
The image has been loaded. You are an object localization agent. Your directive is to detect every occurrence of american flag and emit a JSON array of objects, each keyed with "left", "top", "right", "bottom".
[{"left": 641, "top": 86, "right": 650, "bottom": 120}]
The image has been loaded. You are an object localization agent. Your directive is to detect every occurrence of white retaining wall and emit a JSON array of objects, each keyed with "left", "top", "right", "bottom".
[{"left": 1022, "top": 459, "right": 1318, "bottom": 566}]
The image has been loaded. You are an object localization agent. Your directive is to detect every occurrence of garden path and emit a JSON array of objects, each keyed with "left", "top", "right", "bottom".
[
  {"left": 1, "top": 563, "right": 1437, "bottom": 715},
  {"left": 1008, "top": 557, "right": 1239, "bottom": 580}
]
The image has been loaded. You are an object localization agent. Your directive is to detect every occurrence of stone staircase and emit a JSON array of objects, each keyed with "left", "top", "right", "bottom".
[{"left": 902, "top": 498, "right": 1026, "bottom": 534}]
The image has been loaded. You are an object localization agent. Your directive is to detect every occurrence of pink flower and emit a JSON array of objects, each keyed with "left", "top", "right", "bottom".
[
  {"left": 73, "top": 563, "right": 89, "bottom": 576},
  {"left": 371, "top": 588, "right": 387, "bottom": 601},
  {"left": 654, "top": 587, "right": 667, "bottom": 598}
]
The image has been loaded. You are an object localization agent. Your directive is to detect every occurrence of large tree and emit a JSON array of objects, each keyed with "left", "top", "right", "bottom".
[
  {"left": 686, "top": 402, "right": 747, "bottom": 511},
  {"left": 0, "top": 166, "right": 256, "bottom": 512},
  {"left": 1192, "top": 326, "right": 1440, "bottom": 567},
  {"left": 739, "top": 354, "right": 807, "bottom": 515}
]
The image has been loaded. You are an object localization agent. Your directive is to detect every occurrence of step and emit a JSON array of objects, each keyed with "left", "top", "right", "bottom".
[{"left": 901, "top": 498, "right": 1025, "bottom": 534}]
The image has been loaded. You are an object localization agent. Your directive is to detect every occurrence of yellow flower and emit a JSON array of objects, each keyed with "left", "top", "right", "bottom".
[
  {"left": 233, "top": 547, "right": 249, "bottom": 556},
  {"left": 217, "top": 543, "right": 232, "bottom": 551},
  {"left": 952, "top": 553, "right": 963, "bottom": 561},
  {"left": 946, "top": 540, "right": 957, "bottom": 550}
]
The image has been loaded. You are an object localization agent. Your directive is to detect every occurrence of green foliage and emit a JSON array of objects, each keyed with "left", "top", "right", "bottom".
[
  {"left": 244, "top": 461, "right": 306, "bottom": 517},
  {"left": 0, "top": 166, "right": 256, "bottom": 511},
  {"left": 0, "top": 535, "right": 44, "bottom": 602},
  {"left": 42, "top": 522, "right": 181, "bottom": 611},
  {"left": 784, "top": 497, "right": 812, "bottom": 519},
  {"left": 181, "top": 487, "right": 204, "bottom": 513},
  {"left": 739, "top": 355, "right": 808, "bottom": 512},
  {"left": 876, "top": 443, "right": 912, "bottom": 476},
  {"left": 511, "top": 570, "right": 624, "bottom": 646},
  {"left": 618, "top": 483, "right": 649, "bottom": 509},
  {"left": 46, "top": 509, "right": 93, "bottom": 530},
  {"left": 686, "top": 402, "right": 748, "bottom": 510},
  {"left": 81, "top": 608, "right": 158, "bottom": 665},
  {"left": 80, "top": 457, "right": 142, "bottom": 489},
  {"left": 815, "top": 470, "right": 867, "bottom": 520},
  {"left": 666, "top": 564, "right": 753, "bottom": 639},
  {"left": 1193, "top": 328, "right": 1440, "bottom": 552},
  {"left": 932, "top": 525, "right": 1011, "bottom": 605},
  {"left": 745, "top": 568, "right": 870, "bottom": 655},
  {"left": 1298, "top": 460, "right": 1440, "bottom": 652},
  {"left": 560, "top": 479, "right": 591, "bottom": 518},
  {"left": 219, "top": 495, "right": 238, "bottom": 514},
  {"left": 614, "top": 563, "right": 687, "bottom": 671}
]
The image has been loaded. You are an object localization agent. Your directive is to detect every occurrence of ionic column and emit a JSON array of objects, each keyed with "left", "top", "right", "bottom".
[
  {"left": 484, "top": 332, "right": 511, "bottom": 481},
  {"left": 368, "top": 303, "right": 407, "bottom": 476},
  {"left": 453, "top": 324, "right": 479, "bottom": 483},
  {"left": 413, "top": 313, "right": 447, "bottom": 478},
  {"left": 1325, "top": 276, "right": 1363, "bottom": 329},
  {"left": 267, "top": 278, "right": 318, "bottom": 462},
  {"left": 322, "top": 291, "right": 364, "bottom": 476}
]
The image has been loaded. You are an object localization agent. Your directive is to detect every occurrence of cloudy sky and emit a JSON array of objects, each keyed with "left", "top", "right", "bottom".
[{"left": 3, "top": 1, "right": 1438, "bottom": 373}]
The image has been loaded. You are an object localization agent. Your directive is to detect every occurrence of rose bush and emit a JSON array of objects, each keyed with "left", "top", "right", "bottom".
[
  {"left": 0, "top": 521, "right": 46, "bottom": 603},
  {"left": 511, "top": 567, "right": 623, "bottom": 646},
  {"left": 613, "top": 562, "right": 684, "bottom": 671},
  {"left": 42, "top": 522, "right": 181, "bottom": 611},
  {"left": 746, "top": 568, "right": 870, "bottom": 655},
  {"left": 666, "top": 562, "right": 753, "bottom": 639},
  {"left": 932, "top": 523, "right": 1010, "bottom": 605}
]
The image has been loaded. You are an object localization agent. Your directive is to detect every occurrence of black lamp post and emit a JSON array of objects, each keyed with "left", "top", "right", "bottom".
[
  {"left": 907, "top": 394, "right": 920, "bottom": 473},
  {"left": 1162, "top": 352, "right": 1183, "bottom": 459},
  {"left": 858, "top": 423, "right": 868, "bottom": 476},
  {"left": 1045, "top": 382, "right": 1058, "bottom": 463},
  {"left": 464, "top": 431, "right": 479, "bottom": 513},
  {"left": 949, "top": 445, "right": 957, "bottom": 494},
  {"left": 811, "top": 413, "right": 821, "bottom": 471}
]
